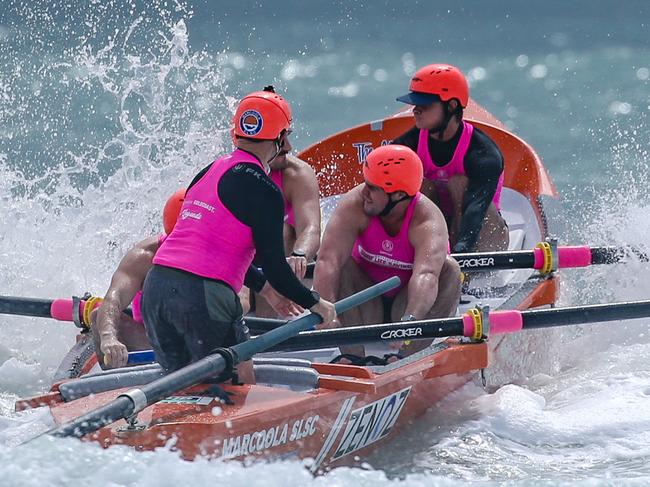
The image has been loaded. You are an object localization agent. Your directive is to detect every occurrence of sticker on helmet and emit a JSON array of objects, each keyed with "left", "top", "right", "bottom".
[{"left": 240, "top": 110, "right": 263, "bottom": 136}]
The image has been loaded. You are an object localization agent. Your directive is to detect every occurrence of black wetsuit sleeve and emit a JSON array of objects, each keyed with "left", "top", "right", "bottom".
[
  {"left": 218, "top": 163, "right": 318, "bottom": 308},
  {"left": 453, "top": 131, "right": 504, "bottom": 253},
  {"left": 243, "top": 265, "right": 266, "bottom": 293},
  {"left": 188, "top": 162, "right": 268, "bottom": 293},
  {"left": 392, "top": 127, "right": 419, "bottom": 151}
]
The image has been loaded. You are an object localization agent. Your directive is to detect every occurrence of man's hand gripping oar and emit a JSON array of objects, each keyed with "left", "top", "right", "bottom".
[{"left": 27, "top": 276, "right": 399, "bottom": 442}]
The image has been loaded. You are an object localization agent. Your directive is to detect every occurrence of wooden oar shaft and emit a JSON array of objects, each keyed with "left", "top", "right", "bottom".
[{"left": 49, "top": 276, "right": 399, "bottom": 439}]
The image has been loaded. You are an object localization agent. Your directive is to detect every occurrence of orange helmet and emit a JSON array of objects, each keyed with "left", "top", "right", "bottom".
[
  {"left": 397, "top": 64, "right": 469, "bottom": 108},
  {"left": 363, "top": 145, "right": 423, "bottom": 196},
  {"left": 233, "top": 87, "right": 292, "bottom": 140},
  {"left": 163, "top": 188, "right": 186, "bottom": 234}
]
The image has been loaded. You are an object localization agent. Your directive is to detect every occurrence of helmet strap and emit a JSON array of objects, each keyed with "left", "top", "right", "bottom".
[
  {"left": 266, "top": 130, "right": 287, "bottom": 166},
  {"left": 433, "top": 101, "right": 455, "bottom": 139},
  {"left": 379, "top": 193, "right": 411, "bottom": 217}
]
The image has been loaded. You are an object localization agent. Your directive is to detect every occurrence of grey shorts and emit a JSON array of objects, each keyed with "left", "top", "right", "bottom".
[{"left": 141, "top": 265, "right": 249, "bottom": 372}]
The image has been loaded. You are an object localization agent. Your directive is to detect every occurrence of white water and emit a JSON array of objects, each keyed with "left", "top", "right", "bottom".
[{"left": 2, "top": 3, "right": 650, "bottom": 485}]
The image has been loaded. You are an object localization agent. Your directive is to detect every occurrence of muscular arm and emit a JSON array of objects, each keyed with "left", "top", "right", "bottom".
[
  {"left": 96, "top": 235, "right": 160, "bottom": 342},
  {"left": 285, "top": 155, "right": 321, "bottom": 260},
  {"left": 313, "top": 186, "right": 366, "bottom": 302},
  {"left": 404, "top": 202, "right": 449, "bottom": 318},
  {"left": 454, "top": 133, "right": 503, "bottom": 253}
]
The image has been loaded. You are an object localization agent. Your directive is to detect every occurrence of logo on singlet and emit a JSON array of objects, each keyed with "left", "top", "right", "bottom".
[
  {"left": 381, "top": 239, "right": 394, "bottom": 253},
  {"left": 240, "top": 110, "right": 263, "bottom": 136},
  {"left": 181, "top": 209, "right": 202, "bottom": 221}
]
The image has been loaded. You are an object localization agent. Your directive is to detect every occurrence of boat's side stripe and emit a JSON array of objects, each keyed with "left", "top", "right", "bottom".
[{"left": 309, "top": 395, "right": 356, "bottom": 472}]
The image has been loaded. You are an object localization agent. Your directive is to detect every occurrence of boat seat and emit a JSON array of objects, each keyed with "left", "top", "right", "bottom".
[
  {"left": 499, "top": 187, "right": 528, "bottom": 230},
  {"left": 508, "top": 228, "right": 526, "bottom": 251},
  {"left": 253, "top": 364, "right": 319, "bottom": 392}
]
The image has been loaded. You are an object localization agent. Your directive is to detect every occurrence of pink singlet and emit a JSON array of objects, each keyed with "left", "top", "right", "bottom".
[
  {"left": 416, "top": 121, "right": 503, "bottom": 216},
  {"left": 351, "top": 194, "right": 421, "bottom": 298},
  {"left": 153, "top": 149, "right": 262, "bottom": 293}
]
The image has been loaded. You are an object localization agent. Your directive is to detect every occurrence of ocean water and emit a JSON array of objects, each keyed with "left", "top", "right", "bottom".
[{"left": 1, "top": 1, "right": 650, "bottom": 485}]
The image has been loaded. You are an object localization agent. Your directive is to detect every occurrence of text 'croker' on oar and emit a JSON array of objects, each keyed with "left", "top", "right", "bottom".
[
  {"left": 268, "top": 299, "right": 650, "bottom": 351},
  {"left": 40, "top": 276, "right": 400, "bottom": 441},
  {"left": 125, "top": 299, "right": 650, "bottom": 365},
  {"left": 301, "top": 241, "right": 647, "bottom": 277}
]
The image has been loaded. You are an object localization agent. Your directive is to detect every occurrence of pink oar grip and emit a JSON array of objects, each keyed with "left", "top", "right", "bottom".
[
  {"left": 533, "top": 246, "right": 593, "bottom": 269},
  {"left": 533, "top": 247, "right": 544, "bottom": 269},
  {"left": 462, "top": 314, "right": 475, "bottom": 337},
  {"left": 463, "top": 310, "right": 524, "bottom": 336},
  {"left": 50, "top": 298, "right": 82, "bottom": 322},
  {"left": 490, "top": 310, "right": 523, "bottom": 334},
  {"left": 558, "top": 246, "right": 592, "bottom": 268}
]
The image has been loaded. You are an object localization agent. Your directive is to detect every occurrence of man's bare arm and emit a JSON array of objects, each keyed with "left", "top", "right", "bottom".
[
  {"left": 313, "top": 187, "right": 365, "bottom": 303},
  {"left": 404, "top": 202, "right": 448, "bottom": 318},
  {"left": 96, "top": 236, "right": 160, "bottom": 344},
  {"left": 286, "top": 156, "right": 321, "bottom": 261}
]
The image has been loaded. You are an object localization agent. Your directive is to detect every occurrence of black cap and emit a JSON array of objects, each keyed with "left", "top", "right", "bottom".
[{"left": 396, "top": 91, "right": 441, "bottom": 106}]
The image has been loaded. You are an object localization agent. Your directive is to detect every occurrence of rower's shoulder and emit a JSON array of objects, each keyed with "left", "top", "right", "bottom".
[
  {"left": 133, "top": 235, "right": 161, "bottom": 254},
  {"left": 469, "top": 126, "right": 502, "bottom": 157},
  {"left": 285, "top": 154, "right": 317, "bottom": 178},
  {"left": 392, "top": 126, "right": 419, "bottom": 149},
  {"left": 119, "top": 235, "right": 160, "bottom": 271},
  {"left": 412, "top": 194, "right": 445, "bottom": 223},
  {"left": 332, "top": 185, "right": 364, "bottom": 216}
]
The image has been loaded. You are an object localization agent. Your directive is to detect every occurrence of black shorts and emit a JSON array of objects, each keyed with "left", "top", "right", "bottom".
[{"left": 141, "top": 265, "right": 249, "bottom": 372}]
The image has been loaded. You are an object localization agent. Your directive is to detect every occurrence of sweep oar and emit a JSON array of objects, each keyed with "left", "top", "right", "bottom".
[{"left": 44, "top": 276, "right": 399, "bottom": 440}]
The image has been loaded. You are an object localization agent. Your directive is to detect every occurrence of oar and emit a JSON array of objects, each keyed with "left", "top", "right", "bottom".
[
  {"left": 2, "top": 244, "right": 643, "bottom": 322},
  {"left": 0, "top": 295, "right": 114, "bottom": 328},
  {"left": 44, "top": 276, "right": 399, "bottom": 440},
  {"left": 262, "top": 299, "right": 650, "bottom": 350},
  {"left": 124, "top": 299, "right": 650, "bottom": 364},
  {"left": 453, "top": 245, "right": 648, "bottom": 273},
  {"left": 303, "top": 244, "right": 647, "bottom": 277},
  {"left": 0, "top": 294, "right": 286, "bottom": 333}
]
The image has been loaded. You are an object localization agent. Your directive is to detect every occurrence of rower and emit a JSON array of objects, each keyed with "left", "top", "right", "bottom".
[
  {"left": 93, "top": 188, "right": 301, "bottom": 370},
  {"left": 394, "top": 63, "right": 508, "bottom": 253},
  {"left": 91, "top": 189, "right": 185, "bottom": 370},
  {"left": 142, "top": 86, "right": 336, "bottom": 380},
  {"left": 313, "top": 145, "right": 461, "bottom": 362},
  {"left": 254, "top": 151, "right": 321, "bottom": 318}
]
